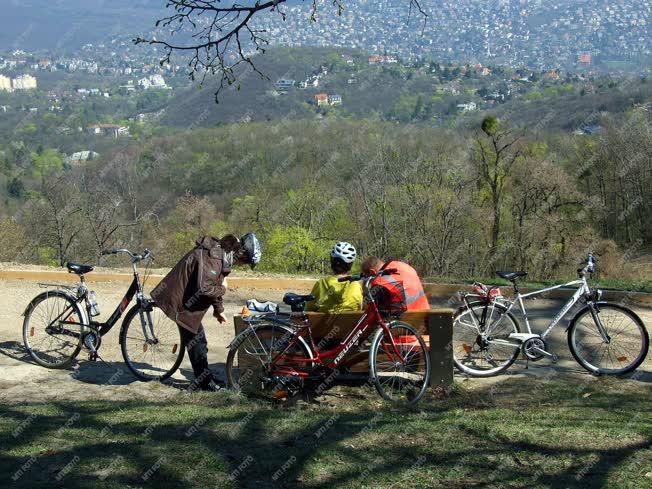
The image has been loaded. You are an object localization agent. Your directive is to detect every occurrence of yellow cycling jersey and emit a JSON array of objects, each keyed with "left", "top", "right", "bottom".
[{"left": 306, "top": 276, "right": 363, "bottom": 313}]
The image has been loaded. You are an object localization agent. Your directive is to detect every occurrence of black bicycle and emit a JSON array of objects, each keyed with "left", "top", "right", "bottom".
[{"left": 22, "top": 249, "right": 185, "bottom": 381}]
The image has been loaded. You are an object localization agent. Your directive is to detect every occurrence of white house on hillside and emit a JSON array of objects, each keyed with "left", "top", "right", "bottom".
[
  {"left": 87, "top": 124, "right": 129, "bottom": 138},
  {"left": 12, "top": 74, "right": 37, "bottom": 90},
  {"left": 457, "top": 102, "right": 477, "bottom": 112},
  {"left": 65, "top": 151, "right": 100, "bottom": 165}
]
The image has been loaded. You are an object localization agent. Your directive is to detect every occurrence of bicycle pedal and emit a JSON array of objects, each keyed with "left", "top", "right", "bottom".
[{"left": 551, "top": 354, "right": 559, "bottom": 364}]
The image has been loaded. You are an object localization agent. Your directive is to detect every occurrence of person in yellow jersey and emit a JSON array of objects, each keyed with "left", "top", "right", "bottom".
[{"left": 306, "top": 242, "right": 363, "bottom": 313}]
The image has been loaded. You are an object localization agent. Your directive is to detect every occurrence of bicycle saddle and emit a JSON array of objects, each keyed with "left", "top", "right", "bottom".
[
  {"left": 66, "top": 262, "right": 94, "bottom": 275},
  {"left": 496, "top": 271, "right": 527, "bottom": 281},
  {"left": 283, "top": 293, "right": 315, "bottom": 308}
]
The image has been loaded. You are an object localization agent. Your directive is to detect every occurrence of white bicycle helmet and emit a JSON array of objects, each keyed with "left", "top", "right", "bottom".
[{"left": 331, "top": 242, "right": 357, "bottom": 264}]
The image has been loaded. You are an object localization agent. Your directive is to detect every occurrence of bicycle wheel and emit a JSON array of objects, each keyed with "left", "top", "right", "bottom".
[
  {"left": 23, "top": 290, "right": 85, "bottom": 368},
  {"left": 453, "top": 301, "right": 522, "bottom": 377},
  {"left": 119, "top": 303, "right": 185, "bottom": 381},
  {"left": 568, "top": 302, "right": 649, "bottom": 375},
  {"left": 369, "top": 321, "right": 430, "bottom": 405},
  {"left": 226, "top": 323, "right": 313, "bottom": 398}
]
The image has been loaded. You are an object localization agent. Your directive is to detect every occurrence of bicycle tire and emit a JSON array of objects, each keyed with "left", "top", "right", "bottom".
[
  {"left": 119, "top": 303, "right": 185, "bottom": 381},
  {"left": 226, "top": 323, "right": 313, "bottom": 398},
  {"left": 453, "top": 301, "right": 522, "bottom": 377},
  {"left": 22, "top": 290, "right": 85, "bottom": 369},
  {"left": 568, "top": 302, "right": 649, "bottom": 375},
  {"left": 369, "top": 321, "right": 431, "bottom": 405}
]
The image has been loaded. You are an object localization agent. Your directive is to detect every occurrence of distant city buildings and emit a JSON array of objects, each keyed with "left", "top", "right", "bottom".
[
  {"left": 313, "top": 93, "right": 342, "bottom": 107},
  {"left": 314, "top": 93, "right": 329, "bottom": 106},
  {"left": 298, "top": 75, "right": 320, "bottom": 89},
  {"left": 0, "top": 74, "right": 10, "bottom": 91},
  {"left": 0, "top": 74, "right": 37, "bottom": 91},
  {"left": 368, "top": 55, "right": 398, "bottom": 65},
  {"left": 65, "top": 151, "right": 100, "bottom": 165},
  {"left": 254, "top": 0, "right": 651, "bottom": 73},
  {"left": 457, "top": 101, "right": 477, "bottom": 112},
  {"left": 137, "top": 74, "right": 169, "bottom": 89},
  {"left": 275, "top": 78, "right": 296, "bottom": 91},
  {"left": 328, "top": 94, "right": 342, "bottom": 106},
  {"left": 87, "top": 124, "right": 129, "bottom": 138}
]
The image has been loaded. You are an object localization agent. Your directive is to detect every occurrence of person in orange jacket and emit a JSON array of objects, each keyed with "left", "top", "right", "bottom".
[{"left": 361, "top": 256, "right": 430, "bottom": 311}]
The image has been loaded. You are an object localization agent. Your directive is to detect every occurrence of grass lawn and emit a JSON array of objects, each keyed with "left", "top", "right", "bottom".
[{"left": 1, "top": 377, "right": 650, "bottom": 489}]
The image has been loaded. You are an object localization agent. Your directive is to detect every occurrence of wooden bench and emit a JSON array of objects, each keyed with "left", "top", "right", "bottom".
[{"left": 233, "top": 308, "right": 454, "bottom": 390}]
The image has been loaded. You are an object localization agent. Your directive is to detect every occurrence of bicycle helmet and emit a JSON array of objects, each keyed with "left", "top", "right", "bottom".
[
  {"left": 331, "top": 242, "right": 356, "bottom": 264},
  {"left": 240, "top": 232, "right": 262, "bottom": 268}
]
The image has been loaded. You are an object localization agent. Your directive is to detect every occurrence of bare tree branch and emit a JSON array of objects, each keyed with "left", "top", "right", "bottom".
[{"left": 135, "top": 0, "right": 428, "bottom": 101}]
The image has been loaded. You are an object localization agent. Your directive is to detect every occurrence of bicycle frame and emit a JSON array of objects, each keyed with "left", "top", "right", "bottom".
[
  {"left": 499, "top": 277, "right": 590, "bottom": 340},
  {"left": 46, "top": 255, "right": 156, "bottom": 344},
  {"left": 475, "top": 275, "right": 613, "bottom": 349},
  {"left": 244, "top": 278, "right": 406, "bottom": 378}
]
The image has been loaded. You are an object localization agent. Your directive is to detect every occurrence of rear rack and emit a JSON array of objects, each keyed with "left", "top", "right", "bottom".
[{"left": 38, "top": 282, "right": 77, "bottom": 291}]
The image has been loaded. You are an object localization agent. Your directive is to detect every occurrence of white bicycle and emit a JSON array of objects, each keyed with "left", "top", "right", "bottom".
[{"left": 453, "top": 254, "right": 649, "bottom": 377}]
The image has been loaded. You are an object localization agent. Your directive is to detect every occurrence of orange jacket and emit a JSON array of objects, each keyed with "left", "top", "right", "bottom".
[{"left": 371, "top": 260, "right": 430, "bottom": 311}]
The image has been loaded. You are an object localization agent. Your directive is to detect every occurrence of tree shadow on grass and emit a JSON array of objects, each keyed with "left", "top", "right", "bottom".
[{"left": 0, "top": 380, "right": 649, "bottom": 489}]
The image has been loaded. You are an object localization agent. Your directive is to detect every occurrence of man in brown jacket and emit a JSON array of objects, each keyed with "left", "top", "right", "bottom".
[{"left": 151, "top": 233, "right": 261, "bottom": 391}]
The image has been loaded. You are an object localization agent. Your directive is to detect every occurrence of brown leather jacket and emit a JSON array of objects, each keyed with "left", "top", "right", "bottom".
[{"left": 151, "top": 236, "right": 230, "bottom": 333}]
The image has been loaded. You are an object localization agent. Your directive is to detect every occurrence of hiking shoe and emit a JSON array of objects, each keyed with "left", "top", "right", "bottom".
[
  {"left": 189, "top": 377, "right": 225, "bottom": 392},
  {"left": 199, "top": 380, "right": 224, "bottom": 392}
]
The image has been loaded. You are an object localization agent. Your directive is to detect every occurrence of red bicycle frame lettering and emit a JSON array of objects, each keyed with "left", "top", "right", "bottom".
[{"left": 267, "top": 281, "right": 406, "bottom": 378}]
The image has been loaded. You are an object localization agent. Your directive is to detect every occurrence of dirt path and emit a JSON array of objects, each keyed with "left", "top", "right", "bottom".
[
  {"left": 0, "top": 279, "right": 285, "bottom": 405},
  {"left": 0, "top": 278, "right": 649, "bottom": 405}
]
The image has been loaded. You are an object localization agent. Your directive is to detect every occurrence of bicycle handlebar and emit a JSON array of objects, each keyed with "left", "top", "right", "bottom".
[
  {"left": 337, "top": 268, "right": 398, "bottom": 283},
  {"left": 338, "top": 274, "right": 361, "bottom": 283},
  {"left": 101, "top": 248, "right": 153, "bottom": 263}
]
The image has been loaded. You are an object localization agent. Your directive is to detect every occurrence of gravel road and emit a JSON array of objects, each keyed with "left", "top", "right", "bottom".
[{"left": 0, "top": 278, "right": 649, "bottom": 405}]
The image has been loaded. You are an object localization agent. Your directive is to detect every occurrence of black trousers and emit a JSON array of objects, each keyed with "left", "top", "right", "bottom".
[{"left": 178, "top": 324, "right": 213, "bottom": 387}]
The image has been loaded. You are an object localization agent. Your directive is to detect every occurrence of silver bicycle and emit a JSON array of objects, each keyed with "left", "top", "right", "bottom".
[{"left": 453, "top": 254, "right": 649, "bottom": 377}]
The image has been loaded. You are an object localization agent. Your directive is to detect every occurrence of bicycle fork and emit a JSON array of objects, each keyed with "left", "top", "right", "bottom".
[
  {"left": 138, "top": 299, "right": 159, "bottom": 345},
  {"left": 587, "top": 303, "right": 611, "bottom": 344}
]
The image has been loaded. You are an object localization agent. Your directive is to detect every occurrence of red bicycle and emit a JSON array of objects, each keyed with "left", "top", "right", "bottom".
[{"left": 226, "top": 269, "right": 431, "bottom": 405}]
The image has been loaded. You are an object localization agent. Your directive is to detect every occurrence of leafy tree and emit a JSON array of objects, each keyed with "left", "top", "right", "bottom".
[
  {"left": 32, "top": 149, "right": 63, "bottom": 180},
  {"left": 262, "top": 225, "right": 330, "bottom": 273},
  {"left": 473, "top": 117, "right": 523, "bottom": 256},
  {"left": 7, "top": 177, "right": 25, "bottom": 198},
  {"left": 23, "top": 175, "right": 83, "bottom": 266}
]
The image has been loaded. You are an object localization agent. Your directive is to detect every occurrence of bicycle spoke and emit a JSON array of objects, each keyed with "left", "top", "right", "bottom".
[
  {"left": 122, "top": 306, "right": 183, "bottom": 380},
  {"left": 371, "top": 323, "right": 429, "bottom": 404},
  {"left": 24, "top": 293, "right": 82, "bottom": 367},
  {"left": 453, "top": 302, "right": 520, "bottom": 375},
  {"left": 571, "top": 305, "right": 647, "bottom": 374}
]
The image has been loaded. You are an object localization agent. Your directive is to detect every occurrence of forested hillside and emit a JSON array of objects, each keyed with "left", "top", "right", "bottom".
[
  {"left": 1, "top": 111, "right": 649, "bottom": 285},
  {"left": 1, "top": 47, "right": 650, "bottom": 284},
  {"left": 161, "top": 48, "right": 651, "bottom": 129}
]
